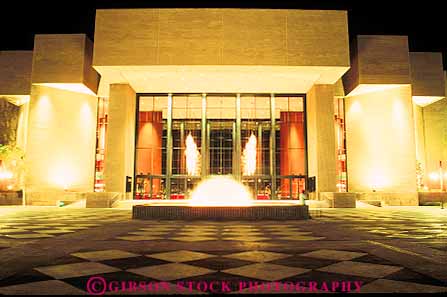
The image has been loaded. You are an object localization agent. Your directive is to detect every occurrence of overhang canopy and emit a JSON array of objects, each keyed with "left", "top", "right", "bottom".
[
  {"left": 31, "top": 34, "right": 100, "bottom": 96},
  {"left": 410, "top": 52, "right": 445, "bottom": 107},
  {"left": 342, "top": 35, "right": 411, "bottom": 97},
  {"left": 93, "top": 8, "right": 350, "bottom": 96},
  {"left": 0, "top": 51, "right": 33, "bottom": 105}
]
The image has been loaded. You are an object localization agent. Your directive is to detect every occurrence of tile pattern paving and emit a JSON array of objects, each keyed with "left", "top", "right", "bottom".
[
  {"left": 0, "top": 208, "right": 130, "bottom": 240},
  {"left": 0, "top": 207, "right": 445, "bottom": 294},
  {"left": 1, "top": 247, "right": 446, "bottom": 294},
  {"left": 115, "top": 224, "right": 325, "bottom": 242},
  {"left": 315, "top": 208, "right": 447, "bottom": 252}
]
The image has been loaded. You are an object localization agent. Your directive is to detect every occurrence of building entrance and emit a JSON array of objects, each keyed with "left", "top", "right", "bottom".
[
  {"left": 208, "top": 120, "right": 234, "bottom": 176},
  {"left": 134, "top": 94, "right": 307, "bottom": 200}
]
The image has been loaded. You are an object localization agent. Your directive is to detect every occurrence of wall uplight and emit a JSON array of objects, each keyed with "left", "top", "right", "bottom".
[
  {"left": 50, "top": 168, "right": 73, "bottom": 191},
  {"left": 429, "top": 172, "right": 439, "bottom": 181},
  {"left": 0, "top": 170, "right": 13, "bottom": 180},
  {"left": 369, "top": 174, "right": 389, "bottom": 192}
]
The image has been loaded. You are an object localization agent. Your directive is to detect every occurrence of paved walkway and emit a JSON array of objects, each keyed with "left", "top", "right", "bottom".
[{"left": 0, "top": 206, "right": 445, "bottom": 294}]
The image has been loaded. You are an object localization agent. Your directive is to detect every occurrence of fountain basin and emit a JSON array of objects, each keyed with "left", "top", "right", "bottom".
[{"left": 132, "top": 200, "right": 310, "bottom": 220}]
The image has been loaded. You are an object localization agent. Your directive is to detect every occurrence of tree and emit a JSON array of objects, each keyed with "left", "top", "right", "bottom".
[{"left": 0, "top": 144, "right": 25, "bottom": 191}]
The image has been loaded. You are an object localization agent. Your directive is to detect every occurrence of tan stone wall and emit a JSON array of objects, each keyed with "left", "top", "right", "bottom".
[
  {"left": 25, "top": 85, "right": 97, "bottom": 193},
  {"left": 306, "top": 84, "right": 337, "bottom": 194},
  {"left": 31, "top": 34, "right": 99, "bottom": 94},
  {"left": 104, "top": 84, "right": 136, "bottom": 193},
  {"left": 345, "top": 85, "right": 417, "bottom": 192},
  {"left": 412, "top": 103, "right": 426, "bottom": 185},
  {"left": 0, "top": 99, "right": 20, "bottom": 146},
  {"left": 0, "top": 51, "right": 33, "bottom": 95},
  {"left": 32, "top": 35, "right": 85, "bottom": 84},
  {"left": 422, "top": 98, "right": 447, "bottom": 189},
  {"left": 356, "top": 36, "right": 410, "bottom": 84},
  {"left": 410, "top": 52, "right": 445, "bottom": 97},
  {"left": 93, "top": 9, "right": 349, "bottom": 67},
  {"left": 356, "top": 192, "right": 418, "bottom": 206},
  {"left": 343, "top": 35, "right": 410, "bottom": 95},
  {"left": 16, "top": 103, "right": 30, "bottom": 151}
]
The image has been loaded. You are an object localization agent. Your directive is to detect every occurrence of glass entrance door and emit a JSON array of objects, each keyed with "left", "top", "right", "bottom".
[
  {"left": 208, "top": 120, "right": 234, "bottom": 175},
  {"left": 205, "top": 95, "right": 237, "bottom": 177},
  {"left": 134, "top": 93, "right": 307, "bottom": 201}
]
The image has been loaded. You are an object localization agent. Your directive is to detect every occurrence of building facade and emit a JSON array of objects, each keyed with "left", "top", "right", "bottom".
[{"left": 0, "top": 8, "right": 446, "bottom": 207}]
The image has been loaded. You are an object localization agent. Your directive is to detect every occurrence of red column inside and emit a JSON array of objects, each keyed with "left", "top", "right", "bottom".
[
  {"left": 280, "top": 111, "right": 305, "bottom": 198},
  {"left": 136, "top": 111, "right": 163, "bottom": 197}
]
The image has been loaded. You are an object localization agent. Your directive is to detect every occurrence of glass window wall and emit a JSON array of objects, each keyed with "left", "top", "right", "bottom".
[{"left": 134, "top": 94, "right": 306, "bottom": 200}]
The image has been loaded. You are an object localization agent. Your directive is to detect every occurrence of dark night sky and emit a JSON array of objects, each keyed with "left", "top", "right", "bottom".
[{"left": 1, "top": 0, "right": 446, "bottom": 69}]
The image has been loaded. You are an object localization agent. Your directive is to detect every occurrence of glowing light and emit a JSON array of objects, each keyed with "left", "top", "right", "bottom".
[
  {"left": 349, "top": 101, "right": 362, "bottom": 114},
  {"left": 6, "top": 185, "right": 13, "bottom": 190},
  {"left": 35, "top": 83, "right": 96, "bottom": 96},
  {"left": 185, "top": 133, "right": 200, "bottom": 176},
  {"left": 50, "top": 166, "right": 73, "bottom": 190},
  {"left": 2, "top": 95, "right": 30, "bottom": 106},
  {"left": 189, "top": 176, "right": 253, "bottom": 206},
  {"left": 412, "top": 96, "right": 445, "bottom": 107},
  {"left": 35, "top": 95, "right": 53, "bottom": 124},
  {"left": 242, "top": 133, "right": 257, "bottom": 176},
  {"left": 369, "top": 174, "right": 388, "bottom": 191},
  {"left": 0, "top": 170, "right": 13, "bottom": 179},
  {"left": 429, "top": 172, "right": 439, "bottom": 181},
  {"left": 346, "top": 84, "right": 403, "bottom": 97}
]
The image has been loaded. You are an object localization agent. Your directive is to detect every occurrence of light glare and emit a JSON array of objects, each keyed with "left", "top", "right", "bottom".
[{"left": 189, "top": 176, "right": 253, "bottom": 206}]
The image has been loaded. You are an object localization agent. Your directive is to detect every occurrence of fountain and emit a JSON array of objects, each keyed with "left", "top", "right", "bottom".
[
  {"left": 185, "top": 133, "right": 200, "bottom": 176},
  {"left": 133, "top": 175, "right": 309, "bottom": 220},
  {"left": 242, "top": 133, "right": 257, "bottom": 176},
  {"left": 133, "top": 131, "right": 309, "bottom": 220}
]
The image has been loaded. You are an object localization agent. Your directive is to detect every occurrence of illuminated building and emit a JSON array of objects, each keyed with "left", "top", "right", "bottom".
[{"left": 0, "top": 9, "right": 445, "bottom": 207}]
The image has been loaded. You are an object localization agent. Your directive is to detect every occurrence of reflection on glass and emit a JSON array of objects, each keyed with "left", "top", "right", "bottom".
[
  {"left": 94, "top": 97, "right": 108, "bottom": 192},
  {"left": 185, "top": 133, "right": 200, "bottom": 176},
  {"left": 134, "top": 94, "right": 306, "bottom": 200},
  {"left": 242, "top": 133, "right": 257, "bottom": 176}
]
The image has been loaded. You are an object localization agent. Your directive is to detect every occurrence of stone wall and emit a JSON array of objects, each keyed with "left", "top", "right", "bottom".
[
  {"left": 0, "top": 99, "right": 20, "bottom": 145},
  {"left": 418, "top": 192, "right": 447, "bottom": 205},
  {"left": 0, "top": 191, "right": 22, "bottom": 205},
  {"left": 356, "top": 192, "right": 418, "bottom": 206}
]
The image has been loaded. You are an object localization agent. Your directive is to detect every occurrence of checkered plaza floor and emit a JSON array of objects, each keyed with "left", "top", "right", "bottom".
[{"left": 0, "top": 206, "right": 445, "bottom": 294}]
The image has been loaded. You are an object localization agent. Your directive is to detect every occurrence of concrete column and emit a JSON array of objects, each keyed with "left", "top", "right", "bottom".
[
  {"left": 344, "top": 85, "right": 417, "bottom": 193},
  {"left": 269, "top": 94, "right": 277, "bottom": 199},
  {"left": 235, "top": 94, "right": 242, "bottom": 180},
  {"left": 422, "top": 98, "right": 447, "bottom": 189},
  {"left": 104, "top": 83, "right": 136, "bottom": 194},
  {"left": 306, "top": 84, "right": 337, "bottom": 195},
  {"left": 25, "top": 85, "right": 97, "bottom": 202},
  {"left": 412, "top": 103, "right": 426, "bottom": 189},
  {"left": 201, "top": 94, "right": 207, "bottom": 178},
  {"left": 166, "top": 94, "right": 173, "bottom": 199}
]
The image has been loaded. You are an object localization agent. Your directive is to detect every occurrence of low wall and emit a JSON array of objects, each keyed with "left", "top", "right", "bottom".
[
  {"left": 25, "top": 191, "right": 124, "bottom": 207},
  {"left": 317, "top": 191, "right": 419, "bottom": 207},
  {"left": 0, "top": 191, "right": 23, "bottom": 205},
  {"left": 86, "top": 192, "right": 122, "bottom": 208},
  {"left": 133, "top": 205, "right": 310, "bottom": 220},
  {"left": 418, "top": 192, "right": 447, "bottom": 205},
  {"left": 25, "top": 191, "right": 88, "bottom": 206},
  {"left": 319, "top": 192, "right": 356, "bottom": 208},
  {"left": 355, "top": 192, "right": 418, "bottom": 206}
]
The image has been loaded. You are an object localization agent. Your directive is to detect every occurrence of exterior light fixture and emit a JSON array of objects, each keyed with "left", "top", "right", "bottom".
[
  {"left": 429, "top": 172, "right": 440, "bottom": 181},
  {"left": 0, "top": 169, "right": 13, "bottom": 180}
]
